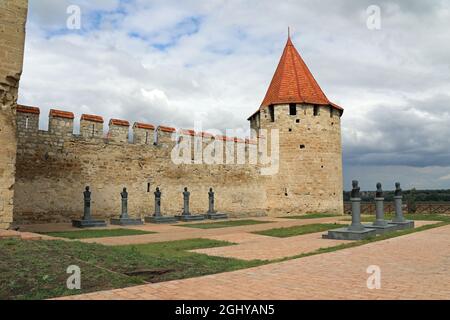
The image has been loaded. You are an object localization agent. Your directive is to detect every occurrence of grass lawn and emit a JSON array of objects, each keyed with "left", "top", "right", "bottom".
[
  {"left": 177, "top": 219, "right": 273, "bottom": 229},
  {"left": 340, "top": 213, "right": 450, "bottom": 223},
  {"left": 253, "top": 223, "right": 345, "bottom": 238},
  {"left": 0, "top": 238, "right": 263, "bottom": 300},
  {"left": 280, "top": 213, "right": 340, "bottom": 219},
  {"left": 42, "top": 228, "right": 156, "bottom": 239}
]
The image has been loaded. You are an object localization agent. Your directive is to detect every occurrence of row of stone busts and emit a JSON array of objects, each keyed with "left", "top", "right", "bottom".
[{"left": 15, "top": 105, "right": 259, "bottom": 147}]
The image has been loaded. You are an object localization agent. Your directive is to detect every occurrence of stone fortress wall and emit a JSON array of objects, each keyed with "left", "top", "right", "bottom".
[
  {"left": 14, "top": 106, "right": 268, "bottom": 223},
  {"left": 0, "top": 0, "right": 28, "bottom": 229},
  {"left": 14, "top": 100, "right": 343, "bottom": 224}
]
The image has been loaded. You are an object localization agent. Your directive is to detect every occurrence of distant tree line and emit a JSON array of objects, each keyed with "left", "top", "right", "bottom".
[{"left": 343, "top": 189, "right": 450, "bottom": 202}]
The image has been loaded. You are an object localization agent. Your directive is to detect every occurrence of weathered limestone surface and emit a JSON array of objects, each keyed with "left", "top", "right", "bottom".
[
  {"left": 14, "top": 112, "right": 267, "bottom": 223},
  {"left": 257, "top": 104, "right": 343, "bottom": 215},
  {"left": 0, "top": 0, "right": 28, "bottom": 229},
  {"left": 14, "top": 102, "right": 344, "bottom": 224}
]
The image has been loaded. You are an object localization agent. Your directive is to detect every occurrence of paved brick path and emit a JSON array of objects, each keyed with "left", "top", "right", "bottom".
[
  {"left": 0, "top": 229, "right": 53, "bottom": 241},
  {"left": 58, "top": 224, "right": 450, "bottom": 300},
  {"left": 190, "top": 220, "right": 436, "bottom": 260},
  {"left": 191, "top": 231, "right": 350, "bottom": 260}
]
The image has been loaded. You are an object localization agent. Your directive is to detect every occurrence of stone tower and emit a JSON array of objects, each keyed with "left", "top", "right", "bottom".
[
  {"left": 248, "top": 35, "right": 344, "bottom": 215},
  {"left": 0, "top": 0, "right": 28, "bottom": 229}
]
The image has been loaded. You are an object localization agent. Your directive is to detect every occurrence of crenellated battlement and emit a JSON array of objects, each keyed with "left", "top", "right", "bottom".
[
  {"left": 16, "top": 105, "right": 260, "bottom": 168},
  {"left": 16, "top": 105, "right": 258, "bottom": 146}
]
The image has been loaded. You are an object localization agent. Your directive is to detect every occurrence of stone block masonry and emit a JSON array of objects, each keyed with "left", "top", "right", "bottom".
[
  {"left": 0, "top": 0, "right": 28, "bottom": 229},
  {"left": 14, "top": 107, "right": 267, "bottom": 224},
  {"left": 14, "top": 101, "right": 343, "bottom": 224},
  {"left": 251, "top": 103, "right": 343, "bottom": 215}
]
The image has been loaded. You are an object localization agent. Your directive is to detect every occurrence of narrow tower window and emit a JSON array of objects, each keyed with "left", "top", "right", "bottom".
[
  {"left": 145, "top": 131, "right": 149, "bottom": 144},
  {"left": 269, "top": 105, "right": 275, "bottom": 122},
  {"left": 147, "top": 182, "right": 151, "bottom": 192},
  {"left": 25, "top": 116, "right": 29, "bottom": 129},
  {"left": 153, "top": 129, "right": 159, "bottom": 145},
  {"left": 91, "top": 124, "right": 95, "bottom": 136},
  {"left": 289, "top": 103, "right": 297, "bottom": 116},
  {"left": 313, "top": 106, "right": 319, "bottom": 116}
]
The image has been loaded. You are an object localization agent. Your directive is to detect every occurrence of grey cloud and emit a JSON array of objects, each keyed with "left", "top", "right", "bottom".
[
  {"left": 343, "top": 94, "right": 450, "bottom": 168},
  {"left": 20, "top": 0, "right": 450, "bottom": 188}
]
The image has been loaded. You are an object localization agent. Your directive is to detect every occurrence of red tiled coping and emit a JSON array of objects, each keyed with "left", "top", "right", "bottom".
[
  {"left": 200, "top": 131, "right": 213, "bottom": 138},
  {"left": 134, "top": 122, "right": 155, "bottom": 130},
  {"left": 215, "top": 135, "right": 235, "bottom": 142},
  {"left": 109, "top": 119, "right": 130, "bottom": 127},
  {"left": 81, "top": 114, "right": 104, "bottom": 123},
  {"left": 180, "top": 129, "right": 196, "bottom": 136},
  {"left": 245, "top": 138, "right": 257, "bottom": 145},
  {"left": 50, "top": 109, "right": 74, "bottom": 119},
  {"left": 158, "top": 125, "right": 176, "bottom": 133},
  {"left": 234, "top": 137, "right": 245, "bottom": 143},
  {"left": 16, "top": 105, "right": 40, "bottom": 114}
]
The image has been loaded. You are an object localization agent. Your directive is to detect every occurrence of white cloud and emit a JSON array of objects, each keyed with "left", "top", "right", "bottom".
[{"left": 18, "top": 0, "right": 450, "bottom": 189}]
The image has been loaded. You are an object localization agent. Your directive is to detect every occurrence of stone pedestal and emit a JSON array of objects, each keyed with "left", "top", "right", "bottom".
[
  {"left": 175, "top": 187, "right": 205, "bottom": 221},
  {"left": 145, "top": 187, "right": 177, "bottom": 224},
  {"left": 364, "top": 196, "right": 398, "bottom": 234},
  {"left": 204, "top": 213, "right": 228, "bottom": 220},
  {"left": 175, "top": 215, "right": 205, "bottom": 222},
  {"left": 205, "top": 188, "right": 228, "bottom": 220},
  {"left": 145, "top": 215, "right": 178, "bottom": 224},
  {"left": 390, "top": 195, "right": 414, "bottom": 230},
  {"left": 72, "top": 186, "right": 107, "bottom": 228},
  {"left": 72, "top": 219, "right": 107, "bottom": 228},
  {"left": 110, "top": 218, "right": 143, "bottom": 226},
  {"left": 110, "top": 188, "right": 143, "bottom": 226},
  {"left": 324, "top": 226, "right": 377, "bottom": 240},
  {"left": 324, "top": 195, "right": 376, "bottom": 240}
]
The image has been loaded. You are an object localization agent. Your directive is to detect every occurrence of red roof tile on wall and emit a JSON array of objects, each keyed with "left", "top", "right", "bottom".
[
  {"left": 158, "top": 125, "right": 176, "bottom": 133},
  {"left": 200, "top": 131, "right": 213, "bottom": 138},
  {"left": 16, "top": 105, "right": 40, "bottom": 114},
  {"left": 180, "top": 129, "right": 196, "bottom": 136},
  {"left": 109, "top": 119, "right": 130, "bottom": 127},
  {"left": 50, "top": 109, "right": 74, "bottom": 119},
  {"left": 81, "top": 114, "right": 104, "bottom": 123},
  {"left": 134, "top": 122, "right": 155, "bottom": 130},
  {"left": 215, "top": 135, "right": 235, "bottom": 142}
]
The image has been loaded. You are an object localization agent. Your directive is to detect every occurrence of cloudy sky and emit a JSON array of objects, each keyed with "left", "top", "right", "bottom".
[{"left": 18, "top": 0, "right": 450, "bottom": 191}]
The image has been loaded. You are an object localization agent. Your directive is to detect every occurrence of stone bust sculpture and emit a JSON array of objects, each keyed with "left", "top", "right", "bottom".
[
  {"left": 155, "top": 187, "right": 161, "bottom": 198},
  {"left": 121, "top": 187, "right": 128, "bottom": 199},
  {"left": 375, "top": 182, "right": 383, "bottom": 198},
  {"left": 394, "top": 182, "right": 402, "bottom": 196},
  {"left": 350, "top": 180, "right": 360, "bottom": 198}
]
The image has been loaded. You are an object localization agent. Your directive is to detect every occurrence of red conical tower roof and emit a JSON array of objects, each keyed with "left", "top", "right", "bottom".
[
  {"left": 250, "top": 34, "right": 343, "bottom": 119},
  {"left": 261, "top": 36, "right": 330, "bottom": 106}
]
